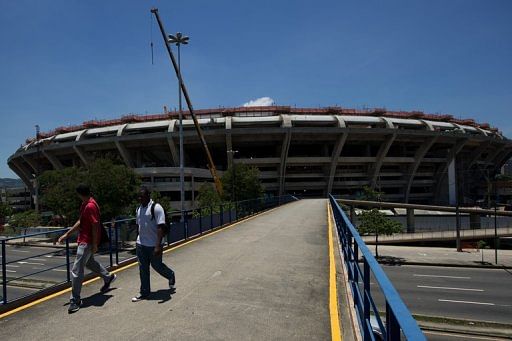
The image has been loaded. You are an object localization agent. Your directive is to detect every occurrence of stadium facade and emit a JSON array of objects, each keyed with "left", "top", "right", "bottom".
[{"left": 8, "top": 106, "right": 512, "bottom": 210}]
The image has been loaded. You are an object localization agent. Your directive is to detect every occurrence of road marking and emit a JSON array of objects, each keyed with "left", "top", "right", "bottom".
[
  {"left": 438, "top": 299, "right": 494, "bottom": 306},
  {"left": 17, "top": 261, "right": 44, "bottom": 266},
  {"left": 6, "top": 269, "right": 16, "bottom": 273},
  {"left": 423, "top": 330, "right": 507, "bottom": 340},
  {"left": 413, "top": 274, "right": 470, "bottom": 279},
  {"left": 51, "top": 269, "right": 67, "bottom": 272},
  {"left": 6, "top": 265, "right": 20, "bottom": 268},
  {"left": 327, "top": 202, "right": 342, "bottom": 341},
  {"left": 30, "top": 258, "right": 48, "bottom": 262},
  {"left": 418, "top": 285, "right": 483, "bottom": 292},
  {"left": 0, "top": 203, "right": 289, "bottom": 320},
  {"left": 9, "top": 250, "right": 29, "bottom": 253}
]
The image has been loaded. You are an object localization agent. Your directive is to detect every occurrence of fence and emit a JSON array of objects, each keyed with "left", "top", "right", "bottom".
[
  {"left": 329, "top": 195, "right": 425, "bottom": 341},
  {"left": 1, "top": 195, "right": 296, "bottom": 306}
]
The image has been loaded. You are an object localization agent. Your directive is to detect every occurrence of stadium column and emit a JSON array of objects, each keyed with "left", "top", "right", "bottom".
[
  {"left": 404, "top": 120, "right": 437, "bottom": 203},
  {"left": 327, "top": 116, "right": 347, "bottom": 196},
  {"left": 9, "top": 159, "right": 34, "bottom": 190},
  {"left": 225, "top": 117, "right": 233, "bottom": 168},
  {"left": 73, "top": 129, "right": 89, "bottom": 166},
  {"left": 115, "top": 124, "right": 133, "bottom": 167},
  {"left": 466, "top": 140, "right": 492, "bottom": 170},
  {"left": 278, "top": 115, "right": 292, "bottom": 196},
  {"left": 369, "top": 117, "right": 397, "bottom": 189},
  {"left": 42, "top": 150, "right": 63, "bottom": 170},
  {"left": 167, "top": 120, "right": 179, "bottom": 166},
  {"left": 433, "top": 137, "right": 468, "bottom": 203}
]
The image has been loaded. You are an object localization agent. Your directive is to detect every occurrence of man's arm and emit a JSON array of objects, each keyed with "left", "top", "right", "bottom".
[
  {"left": 58, "top": 219, "right": 80, "bottom": 244},
  {"left": 90, "top": 221, "right": 100, "bottom": 254},
  {"left": 153, "top": 204, "right": 166, "bottom": 256}
]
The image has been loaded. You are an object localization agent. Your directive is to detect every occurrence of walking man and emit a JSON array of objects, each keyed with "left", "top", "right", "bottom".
[
  {"left": 132, "top": 186, "right": 175, "bottom": 302},
  {"left": 58, "top": 184, "right": 116, "bottom": 313}
]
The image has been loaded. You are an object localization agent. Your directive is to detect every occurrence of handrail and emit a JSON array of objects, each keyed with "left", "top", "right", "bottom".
[
  {"left": 1, "top": 194, "right": 297, "bottom": 306},
  {"left": 329, "top": 194, "right": 425, "bottom": 341}
]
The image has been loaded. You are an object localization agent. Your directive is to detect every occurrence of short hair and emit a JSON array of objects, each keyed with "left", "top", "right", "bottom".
[
  {"left": 76, "top": 183, "right": 91, "bottom": 196},
  {"left": 139, "top": 186, "right": 150, "bottom": 196}
]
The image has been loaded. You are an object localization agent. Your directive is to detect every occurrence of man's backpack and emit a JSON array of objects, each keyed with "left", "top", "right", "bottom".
[{"left": 150, "top": 202, "right": 171, "bottom": 235}]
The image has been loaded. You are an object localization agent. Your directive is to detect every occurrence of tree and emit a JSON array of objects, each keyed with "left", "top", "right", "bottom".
[
  {"left": 358, "top": 209, "right": 402, "bottom": 258},
  {"left": 221, "top": 164, "right": 264, "bottom": 202},
  {"left": 39, "top": 158, "right": 140, "bottom": 224},
  {"left": 477, "top": 240, "right": 488, "bottom": 263},
  {"left": 357, "top": 186, "right": 384, "bottom": 201},
  {"left": 9, "top": 210, "right": 41, "bottom": 228},
  {"left": 196, "top": 182, "right": 222, "bottom": 215},
  {"left": 0, "top": 202, "right": 12, "bottom": 221}
]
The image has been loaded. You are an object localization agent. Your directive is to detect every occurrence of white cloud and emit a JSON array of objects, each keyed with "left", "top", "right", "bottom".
[{"left": 243, "top": 97, "right": 275, "bottom": 107}]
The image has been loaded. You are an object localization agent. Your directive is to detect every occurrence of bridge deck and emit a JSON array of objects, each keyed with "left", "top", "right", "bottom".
[{"left": 1, "top": 199, "right": 335, "bottom": 340}]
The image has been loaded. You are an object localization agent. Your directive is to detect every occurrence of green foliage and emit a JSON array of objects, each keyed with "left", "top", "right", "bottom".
[
  {"left": 151, "top": 190, "right": 175, "bottom": 214},
  {"left": 39, "top": 158, "right": 140, "bottom": 224},
  {"left": 357, "top": 186, "right": 384, "bottom": 201},
  {"left": 477, "top": 240, "right": 487, "bottom": 250},
  {"left": 0, "top": 202, "right": 13, "bottom": 220},
  {"left": 196, "top": 182, "right": 222, "bottom": 208},
  {"left": 357, "top": 209, "right": 402, "bottom": 235},
  {"left": 221, "top": 164, "right": 264, "bottom": 202},
  {"left": 9, "top": 210, "right": 41, "bottom": 228}
]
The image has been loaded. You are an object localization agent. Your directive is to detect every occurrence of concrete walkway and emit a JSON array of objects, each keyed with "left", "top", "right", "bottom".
[{"left": 0, "top": 199, "right": 334, "bottom": 341}]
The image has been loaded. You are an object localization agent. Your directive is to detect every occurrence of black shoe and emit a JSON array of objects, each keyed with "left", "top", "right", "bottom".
[
  {"left": 131, "top": 294, "right": 148, "bottom": 302},
  {"left": 68, "top": 299, "right": 82, "bottom": 314},
  {"left": 169, "top": 272, "right": 175, "bottom": 288},
  {"left": 100, "top": 274, "right": 117, "bottom": 293}
]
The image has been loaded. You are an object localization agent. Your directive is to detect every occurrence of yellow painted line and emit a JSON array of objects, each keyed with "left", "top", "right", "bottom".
[
  {"left": 327, "top": 202, "right": 342, "bottom": 341},
  {"left": 0, "top": 204, "right": 286, "bottom": 320}
]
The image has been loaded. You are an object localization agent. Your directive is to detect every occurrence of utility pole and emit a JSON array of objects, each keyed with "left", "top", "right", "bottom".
[
  {"left": 35, "top": 125, "right": 40, "bottom": 214},
  {"left": 455, "top": 160, "right": 462, "bottom": 252},
  {"left": 494, "top": 175, "right": 498, "bottom": 264}
]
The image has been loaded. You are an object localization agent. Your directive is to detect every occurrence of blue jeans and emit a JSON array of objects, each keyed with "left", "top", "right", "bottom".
[{"left": 136, "top": 243, "right": 175, "bottom": 296}]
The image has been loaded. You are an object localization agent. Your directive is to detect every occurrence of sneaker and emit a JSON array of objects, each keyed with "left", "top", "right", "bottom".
[
  {"left": 131, "top": 294, "right": 148, "bottom": 302},
  {"left": 100, "top": 274, "right": 117, "bottom": 293},
  {"left": 68, "top": 299, "right": 82, "bottom": 314},
  {"left": 169, "top": 272, "right": 176, "bottom": 289}
]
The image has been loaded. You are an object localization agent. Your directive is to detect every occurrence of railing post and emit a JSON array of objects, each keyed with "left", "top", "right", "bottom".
[
  {"left": 220, "top": 203, "right": 224, "bottom": 226},
  {"left": 386, "top": 302, "right": 400, "bottom": 341},
  {"left": 198, "top": 207, "right": 202, "bottom": 235},
  {"left": 235, "top": 201, "right": 238, "bottom": 220},
  {"left": 363, "top": 259, "right": 371, "bottom": 341},
  {"left": 108, "top": 223, "right": 113, "bottom": 268},
  {"left": 229, "top": 203, "right": 232, "bottom": 223},
  {"left": 65, "top": 238, "right": 71, "bottom": 283},
  {"left": 210, "top": 206, "right": 213, "bottom": 229},
  {"left": 114, "top": 221, "right": 119, "bottom": 265},
  {"left": 184, "top": 211, "right": 189, "bottom": 239},
  {"left": 2, "top": 240, "right": 7, "bottom": 305}
]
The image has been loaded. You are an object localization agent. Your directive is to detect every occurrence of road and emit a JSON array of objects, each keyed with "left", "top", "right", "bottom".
[
  {"left": 1, "top": 244, "right": 133, "bottom": 302},
  {"left": 377, "top": 265, "right": 512, "bottom": 325}
]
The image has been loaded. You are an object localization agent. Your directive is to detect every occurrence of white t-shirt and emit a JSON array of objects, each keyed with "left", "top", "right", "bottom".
[{"left": 136, "top": 200, "right": 166, "bottom": 247}]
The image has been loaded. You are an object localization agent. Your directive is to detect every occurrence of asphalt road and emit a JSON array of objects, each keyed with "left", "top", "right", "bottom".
[
  {"left": 1, "top": 244, "right": 133, "bottom": 302},
  {"left": 373, "top": 264, "right": 512, "bottom": 325}
]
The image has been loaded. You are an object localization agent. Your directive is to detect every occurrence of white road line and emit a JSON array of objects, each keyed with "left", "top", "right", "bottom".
[
  {"left": 17, "top": 261, "right": 44, "bottom": 266},
  {"left": 30, "top": 258, "right": 48, "bottom": 262},
  {"left": 9, "top": 250, "right": 29, "bottom": 253},
  {"left": 6, "top": 264, "right": 20, "bottom": 268},
  {"left": 438, "top": 299, "right": 495, "bottom": 306},
  {"left": 418, "top": 285, "right": 483, "bottom": 292},
  {"left": 413, "top": 274, "right": 470, "bottom": 279},
  {"left": 5, "top": 269, "right": 16, "bottom": 273},
  {"left": 423, "top": 330, "right": 506, "bottom": 340},
  {"left": 51, "top": 269, "right": 67, "bottom": 272}
]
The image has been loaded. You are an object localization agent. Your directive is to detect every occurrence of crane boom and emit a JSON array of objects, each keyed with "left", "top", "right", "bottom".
[{"left": 151, "top": 8, "right": 223, "bottom": 196}]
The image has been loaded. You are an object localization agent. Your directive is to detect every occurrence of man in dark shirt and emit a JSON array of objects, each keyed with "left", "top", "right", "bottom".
[{"left": 58, "top": 184, "right": 116, "bottom": 313}]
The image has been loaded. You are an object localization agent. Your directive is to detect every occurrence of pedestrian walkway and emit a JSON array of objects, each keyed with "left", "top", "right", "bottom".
[{"left": 0, "top": 199, "right": 342, "bottom": 340}]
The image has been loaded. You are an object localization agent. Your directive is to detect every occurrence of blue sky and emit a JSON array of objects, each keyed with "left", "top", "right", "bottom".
[{"left": 1, "top": 0, "right": 511, "bottom": 178}]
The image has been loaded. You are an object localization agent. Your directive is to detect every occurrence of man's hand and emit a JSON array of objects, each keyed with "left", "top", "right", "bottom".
[
  {"left": 58, "top": 233, "right": 68, "bottom": 244},
  {"left": 91, "top": 244, "right": 98, "bottom": 254},
  {"left": 153, "top": 245, "right": 162, "bottom": 257}
]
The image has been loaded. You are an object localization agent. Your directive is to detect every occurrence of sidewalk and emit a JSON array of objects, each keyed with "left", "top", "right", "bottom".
[
  {"left": 0, "top": 199, "right": 336, "bottom": 341},
  {"left": 372, "top": 245, "right": 512, "bottom": 268}
]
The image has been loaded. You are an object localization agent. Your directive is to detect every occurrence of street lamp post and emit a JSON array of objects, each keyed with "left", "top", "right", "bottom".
[
  {"left": 168, "top": 32, "right": 189, "bottom": 222},
  {"left": 35, "top": 125, "right": 40, "bottom": 213}
]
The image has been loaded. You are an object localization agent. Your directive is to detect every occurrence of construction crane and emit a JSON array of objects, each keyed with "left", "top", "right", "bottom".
[{"left": 151, "top": 8, "right": 223, "bottom": 196}]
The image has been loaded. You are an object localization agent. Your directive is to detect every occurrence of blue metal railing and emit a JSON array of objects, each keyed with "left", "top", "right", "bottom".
[
  {"left": 1, "top": 195, "right": 296, "bottom": 306},
  {"left": 329, "top": 195, "right": 425, "bottom": 341}
]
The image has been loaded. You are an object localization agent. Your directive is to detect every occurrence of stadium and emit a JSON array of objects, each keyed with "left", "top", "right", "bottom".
[{"left": 8, "top": 106, "right": 512, "bottom": 210}]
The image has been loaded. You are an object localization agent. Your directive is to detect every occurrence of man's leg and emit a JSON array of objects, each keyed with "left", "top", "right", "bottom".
[
  {"left": 136, "top": 244, "right": 152, "bottom": 296},
  {"left": 70, "top": 244, "right": 90, "bottom": 302},
  {"left": 150, "top": 249, "right": 175, "bottom": 286},
  {"left": 85, "top": 253, "right": 111, "bottom": 281}
]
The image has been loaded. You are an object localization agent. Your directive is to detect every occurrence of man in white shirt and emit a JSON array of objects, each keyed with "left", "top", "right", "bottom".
[{"left": 132, "top": 186, "right": 175, "bottom": 302}]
